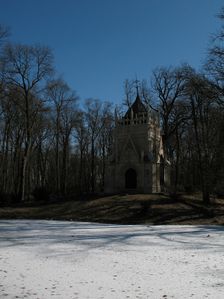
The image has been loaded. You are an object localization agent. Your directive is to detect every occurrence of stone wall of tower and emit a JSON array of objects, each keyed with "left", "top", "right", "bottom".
[{"left": 104, "top": 100, "right": 164, "bottom": 194}]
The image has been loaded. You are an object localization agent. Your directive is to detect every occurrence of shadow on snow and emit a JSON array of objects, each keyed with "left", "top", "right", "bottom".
[{"left": 0, "top": 220, "right": 223, "bottom": 255}]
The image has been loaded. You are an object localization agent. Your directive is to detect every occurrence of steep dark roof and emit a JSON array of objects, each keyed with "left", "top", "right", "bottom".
[{"left": 125, "top": 94, "right": 147, "bottom": 118}]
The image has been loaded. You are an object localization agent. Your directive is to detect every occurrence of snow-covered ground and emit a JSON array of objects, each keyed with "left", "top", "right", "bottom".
[{"left": 0, "top": 220, "right": 224, "bottom": 299}]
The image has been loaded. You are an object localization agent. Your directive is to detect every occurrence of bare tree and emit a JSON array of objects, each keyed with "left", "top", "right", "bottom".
[
  {"left": 152, "top": 66, "right": 186, "bottom": 159},
  {"left": 2, "top": 43, "right": 54, "bottom": 200},
  {"left": 84, "top": 99, "right": 113, "bottom": 193},
  {"left": 185, "top": 73, "right": 220, "bottom": 203},
  {"left": 205, "top": 6, "right": 224, "bottom": 107},
  {"left": 74, "top": 111, "right": 90, "bottom": 194},
  {"left": 0, "top": 25, "right": 9, "bottom": 47},
  {"left": 123, "top": 79, "right": 135, "bottom": 108},
  {"left": 46, "top": 78, "right": 78, "bottom": 195},
  {"left": 60, "top": 97, "right": 78, "bottom": 194}
]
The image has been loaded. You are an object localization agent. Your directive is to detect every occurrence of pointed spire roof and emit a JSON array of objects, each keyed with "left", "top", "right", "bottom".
[{"left": 125, "top": 94, "right": 147, "bottom": 118}]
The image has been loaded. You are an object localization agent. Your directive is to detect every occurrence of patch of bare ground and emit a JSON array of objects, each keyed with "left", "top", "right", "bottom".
[{"left": 0, "top": 193, "right": 224, "bottom": 225}]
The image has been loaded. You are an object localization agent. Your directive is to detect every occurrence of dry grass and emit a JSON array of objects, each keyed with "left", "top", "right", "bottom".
[{"left": 0, "top": 193, "right": 224, "bottom": 225}]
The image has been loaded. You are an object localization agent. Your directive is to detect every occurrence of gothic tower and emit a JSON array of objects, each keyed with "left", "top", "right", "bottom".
[{"left": 105, "top": 93, "right": 165, "bottom": 193}]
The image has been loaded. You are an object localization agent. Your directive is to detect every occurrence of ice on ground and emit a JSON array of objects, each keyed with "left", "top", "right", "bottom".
[{"left": 0, "top": 220, "right": 224, "bottom": 298}]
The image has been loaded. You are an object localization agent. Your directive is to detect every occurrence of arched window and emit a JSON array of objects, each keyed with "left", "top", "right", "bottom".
[{"left": 125, "top": 168, "right": 137, "bottom": 189}]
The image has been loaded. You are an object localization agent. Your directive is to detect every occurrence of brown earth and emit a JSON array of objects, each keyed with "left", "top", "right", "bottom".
[{"left": 0, "top": 193, "right": 224, "bottom": 225}]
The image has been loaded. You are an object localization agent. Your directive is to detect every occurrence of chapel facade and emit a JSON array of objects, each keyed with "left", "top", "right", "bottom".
[{"left": 105, "top": 93, "right": 168, "bottom": 193}]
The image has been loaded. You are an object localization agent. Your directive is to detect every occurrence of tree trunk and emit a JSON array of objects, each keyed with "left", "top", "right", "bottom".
[
  {"left": 191, "top": 96, "right": 210, "bottom": 204},
  {"left": 61, "top": 138, "right": 69, "bottom": 195},
  {"left": 174, "top": 127, "right": 180, "bottom": 193},
  {"left": 56, "top": 118, "right": 60, "bottom": 195},
  {"left": 21, "top": 152, "right": 28, "bottom": 201},
  {"left": 91, "top": 138, "right": 95, "bottom": 193}
]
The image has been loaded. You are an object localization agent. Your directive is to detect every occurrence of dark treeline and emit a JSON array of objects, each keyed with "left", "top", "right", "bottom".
[
  {"left": 0, "top": 25, "right": 114, "bottom": 202},
  {"left": 0, "top": 8, "right": 224, "bottom": 204}
]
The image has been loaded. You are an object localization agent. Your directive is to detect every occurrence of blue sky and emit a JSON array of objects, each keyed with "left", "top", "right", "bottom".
[{"left": 0, "top": 0, "right": 223, "bottom": 105}]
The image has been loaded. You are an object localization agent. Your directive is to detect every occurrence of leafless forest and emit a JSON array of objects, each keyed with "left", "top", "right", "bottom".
[{"left": 0, "top": 9, "right": 224, "bottom": 204}]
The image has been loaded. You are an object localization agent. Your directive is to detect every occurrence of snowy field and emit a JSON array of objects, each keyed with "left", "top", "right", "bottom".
[{"left": 0, "top": 220, "right": 224, "bottom": 299}]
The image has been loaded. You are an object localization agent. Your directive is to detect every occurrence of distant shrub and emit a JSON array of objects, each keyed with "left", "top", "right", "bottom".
[
  {"left": 32, "top": 187, "right": 50, "bottom": 201},
  {"left": 169, "top": 192, "right": 182, "bottom": 201},
  {"left": 0, "top": 192, "right": 20, "bottom": 206},
  {"left": 184, "top": 185, "right": 194, "bottom": 193},
  {"left": 0, "top": 192, "right": 10, "bottom": 205},
  {"left": 140, "top": 201, "right": 151, "bottom": 215}
]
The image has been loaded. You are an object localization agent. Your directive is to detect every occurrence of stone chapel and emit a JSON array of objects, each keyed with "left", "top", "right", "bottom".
[{"left": 105, "top": 92, "right": 168, "bottom": 193}]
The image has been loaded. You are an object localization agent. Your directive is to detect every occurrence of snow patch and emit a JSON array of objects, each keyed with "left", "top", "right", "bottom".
[{"left": 0, "top": 220, "right": 224, "bottom": 298}]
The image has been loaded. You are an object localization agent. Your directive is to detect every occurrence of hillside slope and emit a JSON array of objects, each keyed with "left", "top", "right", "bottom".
[{"left": 0, "top": 193, "right": 224, "bottom": 225}]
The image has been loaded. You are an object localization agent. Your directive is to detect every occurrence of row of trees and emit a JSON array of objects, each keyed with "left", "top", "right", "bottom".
[
  {"left": 114, "top": 7, "right": 224, "bottom": 204},
  {"left": 120, "top": 64, "right": 224, "bottom": 204},
  {"left": 0, "top": 25, "right": 114, "bottom": 202},
  {"left": 154, "top": 8, "right": 224, "bottom": 203},
  {"left": 0, "top": 7, "right": 224, "bottom": 204},
  {"left": 153, "top": 66, "right": 224, "bottom": 203}
]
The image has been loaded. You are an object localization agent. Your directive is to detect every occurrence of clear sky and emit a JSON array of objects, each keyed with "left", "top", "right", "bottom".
[{"left": 0, "top": 0, "right": 223, "bottom": 105}]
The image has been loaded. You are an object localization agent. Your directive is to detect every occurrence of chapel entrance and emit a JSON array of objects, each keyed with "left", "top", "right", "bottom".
[{"left": 125, "top": 168, "right": 137, "bottom": 189}]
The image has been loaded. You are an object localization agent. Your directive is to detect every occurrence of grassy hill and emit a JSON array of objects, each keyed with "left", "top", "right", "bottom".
[{"left": 0, "top": 193, "right": 224, "bottom": 225}]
